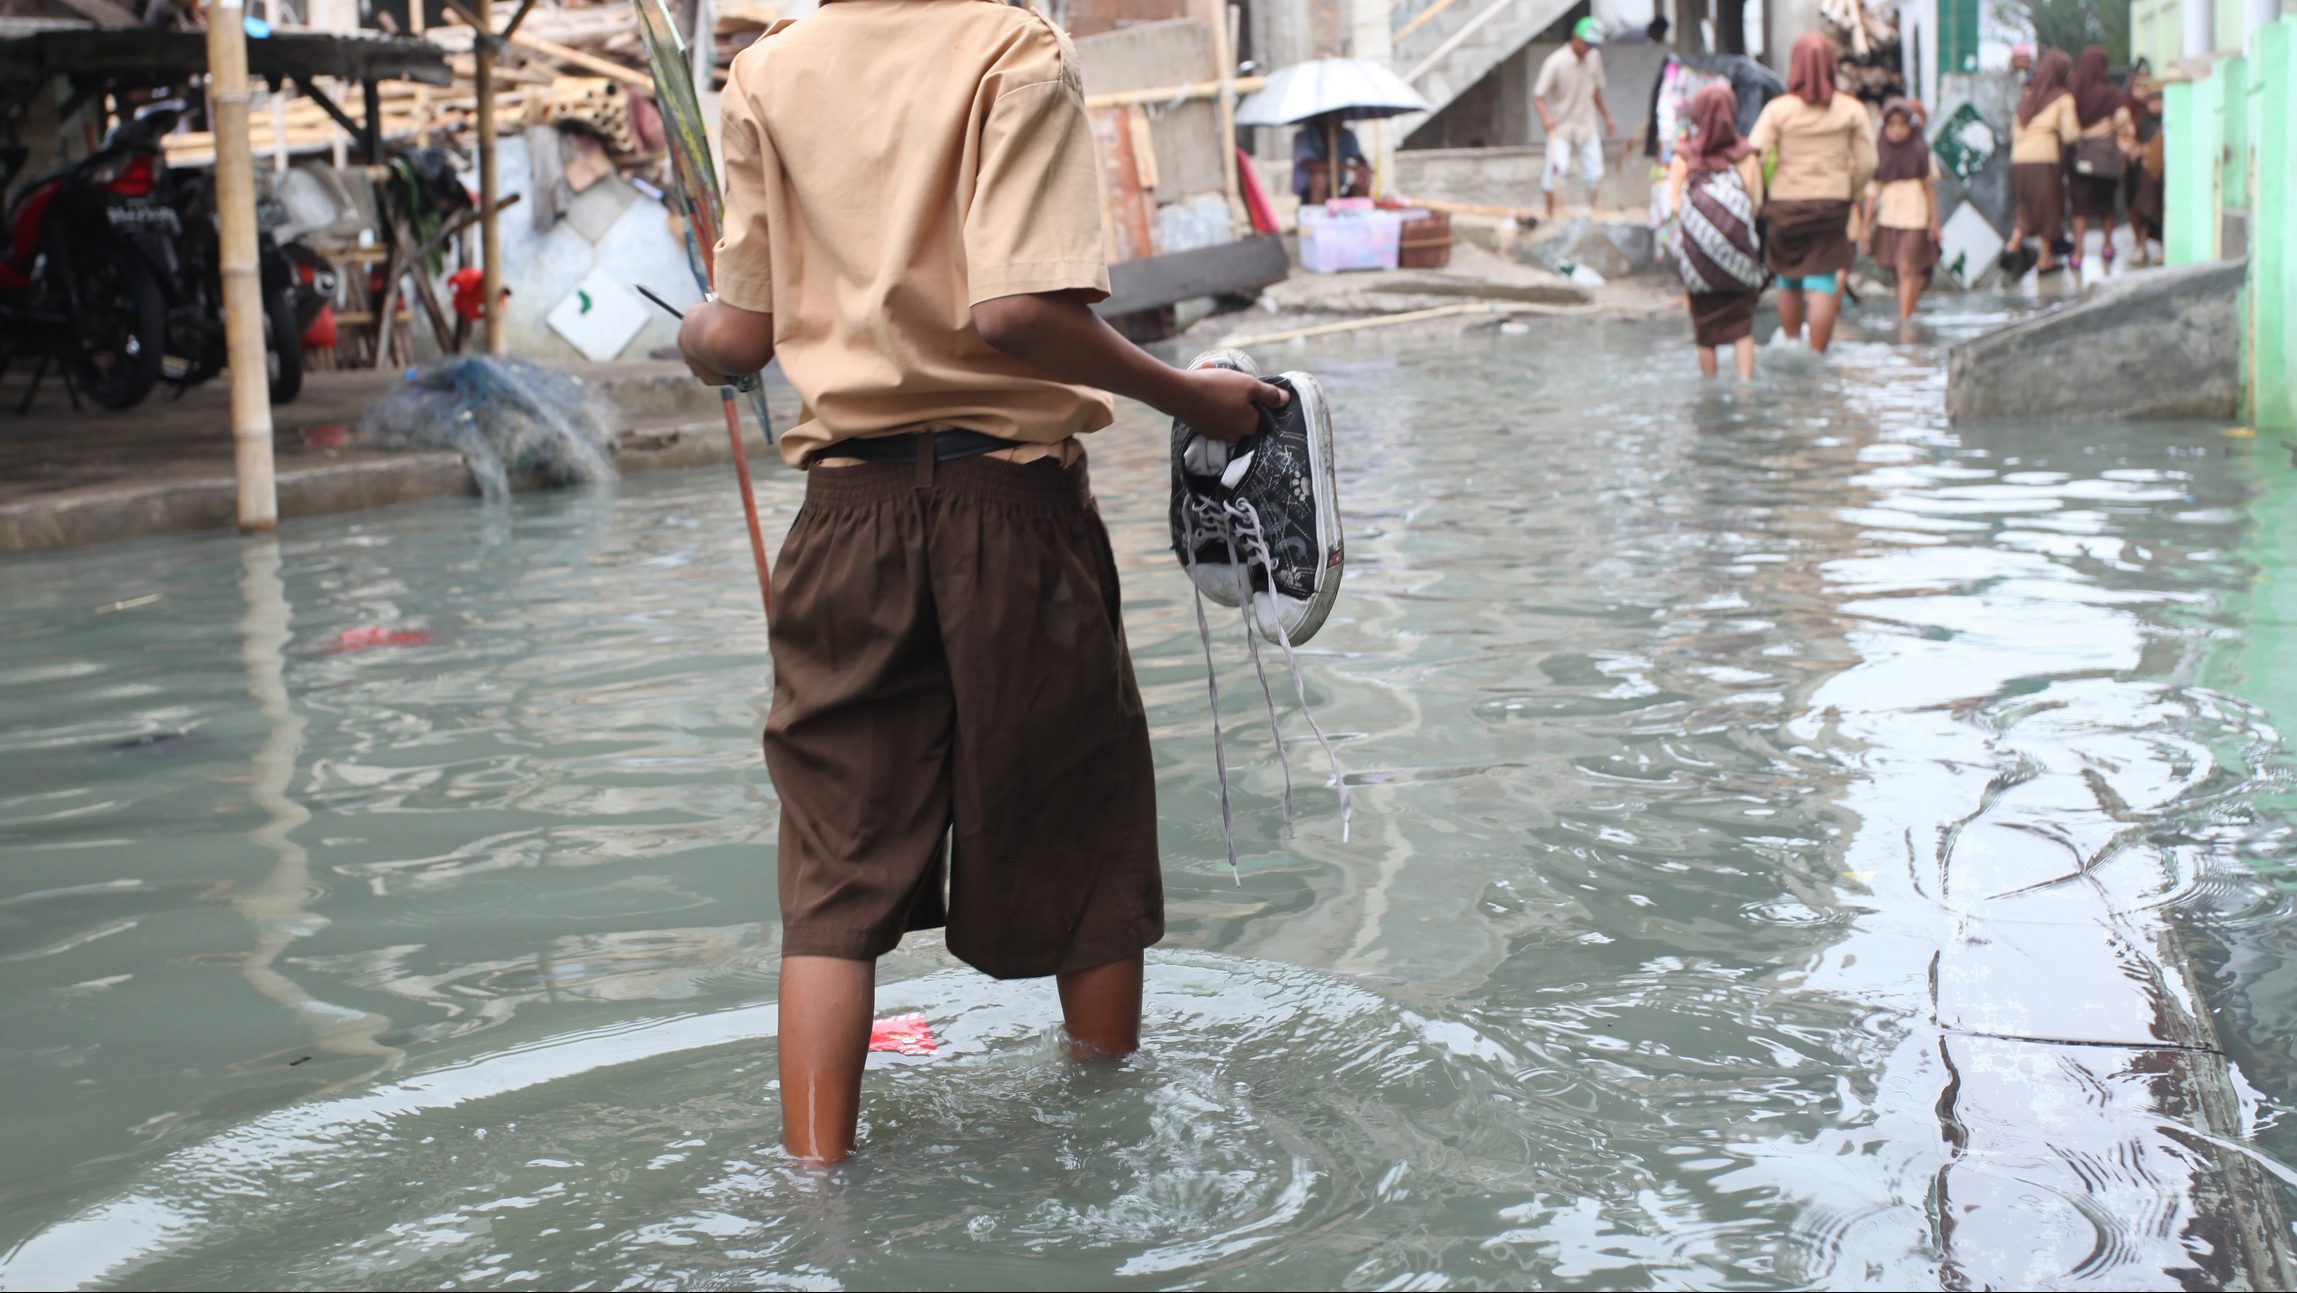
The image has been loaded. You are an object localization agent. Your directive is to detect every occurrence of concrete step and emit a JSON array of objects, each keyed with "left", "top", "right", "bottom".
[{"left": 1392, "top": 0, "right": 1580, "bottom": 137}]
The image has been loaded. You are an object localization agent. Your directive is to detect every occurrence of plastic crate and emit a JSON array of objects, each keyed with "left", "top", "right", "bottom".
[{"left": 1297, "top": 205, "right": 1404, "bottom": 274}]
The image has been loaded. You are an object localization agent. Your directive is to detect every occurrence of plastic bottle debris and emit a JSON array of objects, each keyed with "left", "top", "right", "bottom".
[{"left": 358, "top": 356, "right": 619, "bottom": 501}]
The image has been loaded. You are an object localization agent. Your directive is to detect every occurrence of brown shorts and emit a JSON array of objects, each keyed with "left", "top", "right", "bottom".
[{"left": 761, "top": 446, "right": 1164, "bottom": 980}]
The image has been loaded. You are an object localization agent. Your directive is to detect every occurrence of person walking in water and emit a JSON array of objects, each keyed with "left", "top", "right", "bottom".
[
  {"left": 1861, "top": 98, "right": 1941, "bottom": 324},
  {"left": 2126, "top": 70, "right": 2166, "bottom": 266},
  {"left": 1748, "top": 33, "right": 1875, "bottom": 354},
  {"left": 2065, "top": 45, "right": 2133, "bottom": 276},
  {"left": 677, "top": 0, "right": 1285, "bottom": 1165},
  {"left": 2005, "top": 49, "right": 2079, "bottom": 276},
  {"left": 1534, "top": 17, "right": 1617, "bottom": 218},
  {"left": 1666, "top": 83, "right": 1766, "bottom": 379}
]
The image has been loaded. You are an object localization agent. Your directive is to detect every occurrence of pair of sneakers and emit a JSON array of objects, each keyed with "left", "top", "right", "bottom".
[{"left": 1168, "top": 349, "right": 1350, "bottom": 868}]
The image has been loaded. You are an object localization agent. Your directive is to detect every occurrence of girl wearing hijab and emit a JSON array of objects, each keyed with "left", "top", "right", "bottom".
[
  {"left": 2066, "top": 45, "right": 2134, "bottom": 273},
  {"left": 1861, "top": 98, "right": 1941, "bottom": 321},
  {"left": 2125, "top": 69, "right": 2166, "bottom": 266},
  {"left": 1748, "top": 33, "right": 1877, "bottom": 353},
  {"left": 2006, "top": 48, "right": 2080, "bottom": 275},
  {"left": 1666, "top": 82, "right": 1766, "bottom": 378}
]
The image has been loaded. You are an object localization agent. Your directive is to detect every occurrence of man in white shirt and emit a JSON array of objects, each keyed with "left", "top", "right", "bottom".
[{"left": 1533, "top": 17, "right": 1618, "bottom": 217}]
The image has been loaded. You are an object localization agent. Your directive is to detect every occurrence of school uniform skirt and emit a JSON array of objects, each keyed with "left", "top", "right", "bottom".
[
  {"left": 1763, "top": 198, "right": 1855, "bottom": 279},
  {"left": 2128, "top": 162, "right": 2164, "bottom": 237},
  {"left": 2069, "top": 172, "right": 2119, "bottom": 220},
  {"left": 2011, "top": 162, "right": 2065, "bottom": 243},
  {"left": 1686, "top": 289, "right": 1761, "bottom": 346},
  {"left": 1869, "top": 226, "right": 1940, "bottom": 280}
]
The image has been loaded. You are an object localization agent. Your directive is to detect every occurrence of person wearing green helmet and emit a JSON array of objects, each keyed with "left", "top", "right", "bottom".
[{"left": 1534, "top": 17, "right": 1618, "bottom": 218}]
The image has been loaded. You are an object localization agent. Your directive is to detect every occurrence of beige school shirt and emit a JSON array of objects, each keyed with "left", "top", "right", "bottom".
[
  {"left": 2010, "top": 93, "right": 2080, "bottom": 163},
  {"left": 1747, "top": 92, "right": 1877, "bottom": 202},
  {"left": 1866, "top": 154, "right": 1939, "bottom": 229},
  {"left": 713, "top": 0, "right": 1115, "bottom": 468},
  {"left": 1534, "top": 46, "right": 1606, "bottom": 145}
]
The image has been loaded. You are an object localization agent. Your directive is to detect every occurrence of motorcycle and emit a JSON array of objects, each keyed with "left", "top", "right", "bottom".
[
  {"left": 149, "top": 160, "right": 311, "bottom": 405},
  {"left": 0, "top": 118, "right": 171, "bottom": 410}
]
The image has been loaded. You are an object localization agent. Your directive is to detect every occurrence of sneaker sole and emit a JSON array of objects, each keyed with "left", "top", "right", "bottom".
[{"left": 1252, "top": 370, "right": 1341, "bottom": 646}]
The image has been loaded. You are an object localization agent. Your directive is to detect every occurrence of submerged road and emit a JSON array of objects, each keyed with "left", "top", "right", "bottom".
[{"left": 2, "top": 305, "right": 2294, "bottom": 1289}]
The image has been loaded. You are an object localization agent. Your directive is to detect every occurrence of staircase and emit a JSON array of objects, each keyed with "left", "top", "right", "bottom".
[{"left": 1388, "top": 0, "right": 1582, "bottom": 143}]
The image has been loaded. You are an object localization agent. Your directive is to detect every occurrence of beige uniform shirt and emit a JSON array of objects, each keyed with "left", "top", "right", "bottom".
[
  {"left": 2010, "top": 93, "right": 2080, "bottom": 163},
  {"left": 1534, "top": 46, "right": 1606, "bottom": 145},
  {"left": 714, "top": 0, "right": 1114, "bottom": 468},
  {"left": 1747, "top": 93, "right": 1877, "bottom": 202},
  {"left": 1866, "top": 154, "right": 1939, "bottom": 229}
]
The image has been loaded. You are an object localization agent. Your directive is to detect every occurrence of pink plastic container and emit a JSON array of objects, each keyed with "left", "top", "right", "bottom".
[{"left": 1298, "top": 205, "right": 1404, "bottom": 274}]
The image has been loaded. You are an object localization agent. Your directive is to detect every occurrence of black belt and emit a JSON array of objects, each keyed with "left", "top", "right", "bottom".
[{"left": 810, "top": 428, "right": 1017, "bottom": 465}]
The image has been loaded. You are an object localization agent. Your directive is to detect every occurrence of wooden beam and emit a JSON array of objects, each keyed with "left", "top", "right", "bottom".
[
  {"left": 1094, "top": 233, "right": 1289, "bottom": 318},
  {"left": 510, "top": 31, "right": 653, "bottom": 87},
  {"left": 1084, "top": 75, "right": 1265, "bottom": 111},
  {"left": 49, "top": 0, "right": 139, "bottom": 27}
]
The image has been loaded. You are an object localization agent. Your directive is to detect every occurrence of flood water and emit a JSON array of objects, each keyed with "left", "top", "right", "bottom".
[{"left": 5, "top": 308, "right": 2297, "bottom": 1290}]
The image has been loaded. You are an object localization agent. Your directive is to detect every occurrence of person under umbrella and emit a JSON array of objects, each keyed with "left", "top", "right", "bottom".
[
  {"left": 1292, "top": 112, "right": 1372, "bottom": 205},
  {"left": 1235, "top": 57, "right": 1429, "bottom": 211}
]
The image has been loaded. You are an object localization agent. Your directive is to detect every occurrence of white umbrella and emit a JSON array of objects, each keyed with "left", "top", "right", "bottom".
[
  {"left": 1233, "top": 57, "right": 1431, "bottom": 126},
  {"left": 1236, "top": 58, "right": 1429, "bottom": 204}
]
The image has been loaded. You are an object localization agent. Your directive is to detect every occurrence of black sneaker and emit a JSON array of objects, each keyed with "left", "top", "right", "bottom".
[
  {"left": 1169, "top": 354, "right": 1343, "bottom": 645},
  {"left": 1170, "top": 348, "right": 1351, "bottom": 866}
]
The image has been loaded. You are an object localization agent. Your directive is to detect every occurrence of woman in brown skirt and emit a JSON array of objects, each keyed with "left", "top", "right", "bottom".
[
  {"left": 1861, "top": 98, "right": 1941, "bottom": 322},
  {"left": 1747, "top": 33, "right": 1876, "bottom": 353},
  {"left": 2066, "top": 45, "right": 2134, "bottom": 274},
  {"left": 1667, "top": 83, "right": 1766, "bottom": 377},
  {"left": 2006, "top": 49, "right": 2079, "bottom": 276},
  {"left": 2126, "top": 74, "right": 2166, "bottom": 265}
]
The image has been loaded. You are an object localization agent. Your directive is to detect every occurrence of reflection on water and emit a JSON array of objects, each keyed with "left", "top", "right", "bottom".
[{"left": 3, "top": 307, "right": 2295, "bottom": 1289}]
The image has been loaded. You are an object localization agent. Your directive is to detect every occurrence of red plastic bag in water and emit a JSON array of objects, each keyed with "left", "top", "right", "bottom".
[{"left": 868, "top": 1013, "right": 936, "bottom": 1056}]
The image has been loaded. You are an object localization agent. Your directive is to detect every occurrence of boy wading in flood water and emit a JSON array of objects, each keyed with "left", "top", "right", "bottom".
[{"left": 676, "top": 0, "right": 1286, "bottom": 1165}]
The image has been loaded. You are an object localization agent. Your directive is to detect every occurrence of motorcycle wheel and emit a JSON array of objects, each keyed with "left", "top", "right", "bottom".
[
  {"left": 264, "top": 287, "right": 303, "bottom": 405},
  {"left": 65, "top": 250, "right": 166, "bottom": 410}
]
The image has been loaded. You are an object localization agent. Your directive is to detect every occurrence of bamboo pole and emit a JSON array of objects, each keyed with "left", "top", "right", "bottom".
[
  {"left": 477, "top": 0, "right": 504, "bottom": 355},
  {"left": 1216, "top": 300, "right": 1594, "bottom": 348},
  {"left": 207, "top": 0, "right": 276, "bottom": 533},
  {"left": 1083, "top": 75, "right": 1265, "bottom": 110},
  {"left": 1216, "top": 4, "right": 1243, "bottom": 237}
]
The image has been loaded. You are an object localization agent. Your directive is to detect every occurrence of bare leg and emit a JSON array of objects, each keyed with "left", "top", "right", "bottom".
[
  {"left": 1057, "top": 953, "right": 1143, "bottom": 1059},
  {"left": 1777, "top": 287, "right": 1806, "bottom": 342},
  {"left": 778, "top": 954, "right": 873, "bottom": 1164},
  {"left": 1697, "top": 344, "right": 1719, "bottom": 378},
  {"left": 1805, "top": 289, "right": 1841, "bottom": 353},
  {"left": 1544, "top": 187, "right": 1558, "bottom": 219},
  {"left": 1733, "top": 335, "right": 1756, "bottom": 379},
  {"left": 1895, "top": 271, "right": 1922, "bottom": 319},
  {"left": 2101, "top": 215, "right": 2117, "bottom": 264},
  {"left": 2071, "top": 213, "right": 2090, "bottom": 265}
]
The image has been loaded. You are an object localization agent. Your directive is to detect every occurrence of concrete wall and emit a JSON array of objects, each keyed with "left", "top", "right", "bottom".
[
  {"left": 474, "top": 134, "right": 695, "bottom": 366},
  {"left": 2165, "top": 17, "right": 2295, "bottom": 428},
  {"left": 1944, "top": 260, "right": 2247, "bottom": 422}
]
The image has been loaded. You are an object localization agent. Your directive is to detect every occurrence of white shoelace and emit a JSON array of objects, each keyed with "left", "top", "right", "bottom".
[{"left": 1180, "top": 491, "right": 1352, "bottom": 880}]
